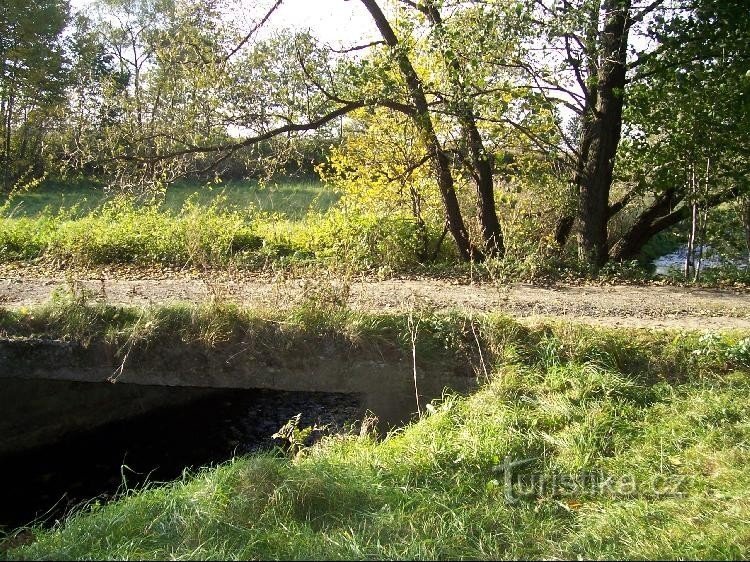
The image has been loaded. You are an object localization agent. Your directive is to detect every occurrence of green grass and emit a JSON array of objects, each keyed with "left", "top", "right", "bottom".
[
  {"left": 0, "top": 197, "right": 427, "bottom": 272},
  {"left": 0, "top": 177, "right": 434, "bottom": 272},
  {"left": 2, "top": 179, "right": 748, "bottom": 286},
  {"left": 2, "top": 300, "right": 750, "bottom": 559},
  {"left": 0, "top": 177, "right": 338, "bottom": 220}
]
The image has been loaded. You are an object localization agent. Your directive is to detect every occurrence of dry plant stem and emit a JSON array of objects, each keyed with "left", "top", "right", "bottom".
[
  {"left": 470, "top": 316, "right": 489, "bottom": 382},
  {"left": 408, "top": 310, "right": 421, "bottom": 416},
  {"left": 110, "top": 310, "right": 148, "bottom": 383}
]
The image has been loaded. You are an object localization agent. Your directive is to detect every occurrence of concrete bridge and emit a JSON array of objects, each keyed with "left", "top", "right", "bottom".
[{"left": 0, "top": 336, "right": 476, "bottom": 455}]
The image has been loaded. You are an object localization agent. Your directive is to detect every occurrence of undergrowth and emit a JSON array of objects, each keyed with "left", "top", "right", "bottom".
[
  {"left": 0, "top": 198, "right": 432, "bottom": 273},
  {"left": 3, "top": 196, "right": 749, "bottom": 287},
  {"left": 2, "top": 180, "right": 748, "bottom": 286}
]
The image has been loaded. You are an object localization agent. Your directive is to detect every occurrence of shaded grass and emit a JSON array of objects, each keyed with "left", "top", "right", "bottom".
[{"left": 2, "top": 301, "right": 750, "bottom": 559}]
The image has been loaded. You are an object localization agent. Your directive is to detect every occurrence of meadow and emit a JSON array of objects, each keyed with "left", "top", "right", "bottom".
[
  {"left": 0, "top": 178, "right": 338, "bottom": 220},
  {"left": 0, "top": 178, "right": 431, "bottom": 273}
]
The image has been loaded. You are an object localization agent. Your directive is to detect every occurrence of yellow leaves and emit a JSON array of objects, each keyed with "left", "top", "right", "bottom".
[{"left": 319, "top": 108, "right": 442, "bottom": 225}]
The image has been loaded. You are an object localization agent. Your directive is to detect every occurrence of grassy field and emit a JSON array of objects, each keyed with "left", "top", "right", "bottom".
[
  {"left": 2, "top": 178, "right": 748, "bottom": 284},
  {"left": 0, "top": 177, "right": 435, "bottom": 272},
  {"left": 1, "top": 298, "right": 750, "bottom": 560},
  {"left": 1, "top": 177, "right": 338, "bottom": 220}
]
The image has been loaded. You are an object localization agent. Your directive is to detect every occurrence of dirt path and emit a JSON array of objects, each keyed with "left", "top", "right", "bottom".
[{"left": 0, "top": 266, "right": 748, "bottom": 331}]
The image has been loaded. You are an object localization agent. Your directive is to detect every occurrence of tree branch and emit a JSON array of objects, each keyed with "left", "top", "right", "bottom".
[
  {"left": 328, "top": 40, "right": 385, "bottom": 53},
  {"left": 222, "top": 0, "right": 284, "bottom": 62},
  {"left": 627, "top": 0, "right": 665, "bottom": 29},
  {"left": 114, "top": 101, "right": 367, "bottom": 163}
]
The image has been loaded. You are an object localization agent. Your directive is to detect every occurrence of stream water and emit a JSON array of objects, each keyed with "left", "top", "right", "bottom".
[
  {"left": 651, "top": 244, "right": 748, "bottom": 275},
  {"left": 0, "top": 388, "right": 361, "bottom": 531}
]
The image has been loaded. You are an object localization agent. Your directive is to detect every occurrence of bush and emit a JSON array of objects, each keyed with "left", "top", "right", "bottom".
[
  {"left": 287, "top": 209, "right": 428, "bottom": 272},
  {"left": 0, "top": 217, "right": 53, "bottom": 260}
]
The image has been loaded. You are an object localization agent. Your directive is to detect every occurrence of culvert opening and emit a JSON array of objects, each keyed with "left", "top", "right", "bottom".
[{"left": 0, "top": 383, "right": 362, "bottom": 531}]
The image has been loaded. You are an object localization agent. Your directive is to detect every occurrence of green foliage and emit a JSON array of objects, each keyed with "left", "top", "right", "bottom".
[
  {"left": 290, "top": 209, "right": 428, "bottom": 272},
  {"left": 691, "top": 333, "right": 750, "bottom": 370},
  {"left": 0, "top": 177, "right": 447, "bottom": 272},
  {"left": 43, "top": 197, "right": 260, "bottom": 266},
  {"left": 614, "top": 0, "right": 750, "bottom": 263},
  {"left": 4, "top": 0, "right": 749, "bottom": 269},
  {"left": 0, "top": 199, "right": 434, "bottom": 274},
  {"left": 496, "top": 153, "right": 570, "bottom": 262},
  {"left": 0, "top": 0, "right": 69, "bottom": 188},
  {"left": 319, "top": 108, "right": 446, "bottom": 260},
  {"left": 659, "top": 265, "right": 750, "bottom": 288}
]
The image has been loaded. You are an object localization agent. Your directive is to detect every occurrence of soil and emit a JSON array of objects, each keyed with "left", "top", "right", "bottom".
[{"left": 1, "top": 264, "right": 748, "bottom": 331}]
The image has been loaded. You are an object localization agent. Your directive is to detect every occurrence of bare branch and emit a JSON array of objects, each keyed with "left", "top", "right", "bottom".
[
  {"left": 115, "top": 101, "right": 367, "bottom": 163},
  {"left": 222, "top": 0, "right": 283, "bottom": 63},
  {"left": 294, "top": 43, "right": 416, "bottom": 115},
  {"left": 384, "top": 152, "right": 432, "bottom": 184},
  {"left": 328, "top": 40, "right": 385, "bottom": 54},
  {"left": 398, "top": 0, "right": 429, "bottom": 15},
  {"left": 627, "top": 0, "right": 665, "bottom": 29},
  {"left": 607, "top": 189, "right": 636, "bottom": 218}
]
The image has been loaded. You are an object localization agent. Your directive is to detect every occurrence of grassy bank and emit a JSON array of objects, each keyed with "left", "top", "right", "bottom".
[
  {"left": 2, "top": 299, "right": 750, "bottom": 559},
  {"left": 1, "top": 290, "right": 749, "bottom": 376}
]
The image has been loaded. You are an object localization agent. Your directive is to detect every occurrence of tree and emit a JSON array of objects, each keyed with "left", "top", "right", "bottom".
[
  {"left": 509, "top": 0, "right": 669, "bottom": 267},
  {"left": 53, "top": 12, "right": 125, "bottom": 176},
  {"left": 607, "top": 0, "right": 750, "bottom": 262},
  {"left": 502, "top": 0, "right": 750, "bottom": 269},
  {"left": 92, "top": 0, "right": 531, "bottom": 260},
  {"left": 574, "top": 0, "right": 632, "bottom": 267},
  {"left": 57, "top": 0, "right": 746, "bottom": 270},
  {"left": 310, "top": 0, "right": 560, "bottom": 260},
  {"left": 360, "top": 0, "right": 482, "bottom": 260},
  {"left": 405, "top": 0, "right": 506, "bottom": 256},
  {"left": 321, "top": 107, "right": 446, "bottom": 261},
  {"left": 0, "top": 0, "right": 69, "bottom": 190}
]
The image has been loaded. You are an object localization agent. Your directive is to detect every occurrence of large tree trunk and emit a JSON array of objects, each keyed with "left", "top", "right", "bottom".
[
  {"left": 741, "top": 197, "right": 750, "bottom": 265},
  {"left": 609, "top": 189, "right": 680, "bottom": 261},
  {"left": 361, "top": 0, "right": 480, "bottom": 261},
  {"left": 554, "top": 0, "right": 601, "bottom": 250},
  {"left": 469, "top": 137, "right": 504, "bottom": 257},
  {"left": 609, "top": 186, "right": 739, "bottom": 261},
  {"left": 577, "top": 0, "right": 631, "bottom": 268},
  {"left": 419, "top": 1, "right": 504, "bottom": 257}
]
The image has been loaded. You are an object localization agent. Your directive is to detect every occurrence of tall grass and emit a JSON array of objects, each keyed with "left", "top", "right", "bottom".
[
  {"left": 0, "top": 197, "right": 429, "bottom": 272},
  {"left": 2, "top": 302, "right": 750, "bottom": 559},
  {"left": 1, "top": 296, "right": 749, "bottom": 377}
]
